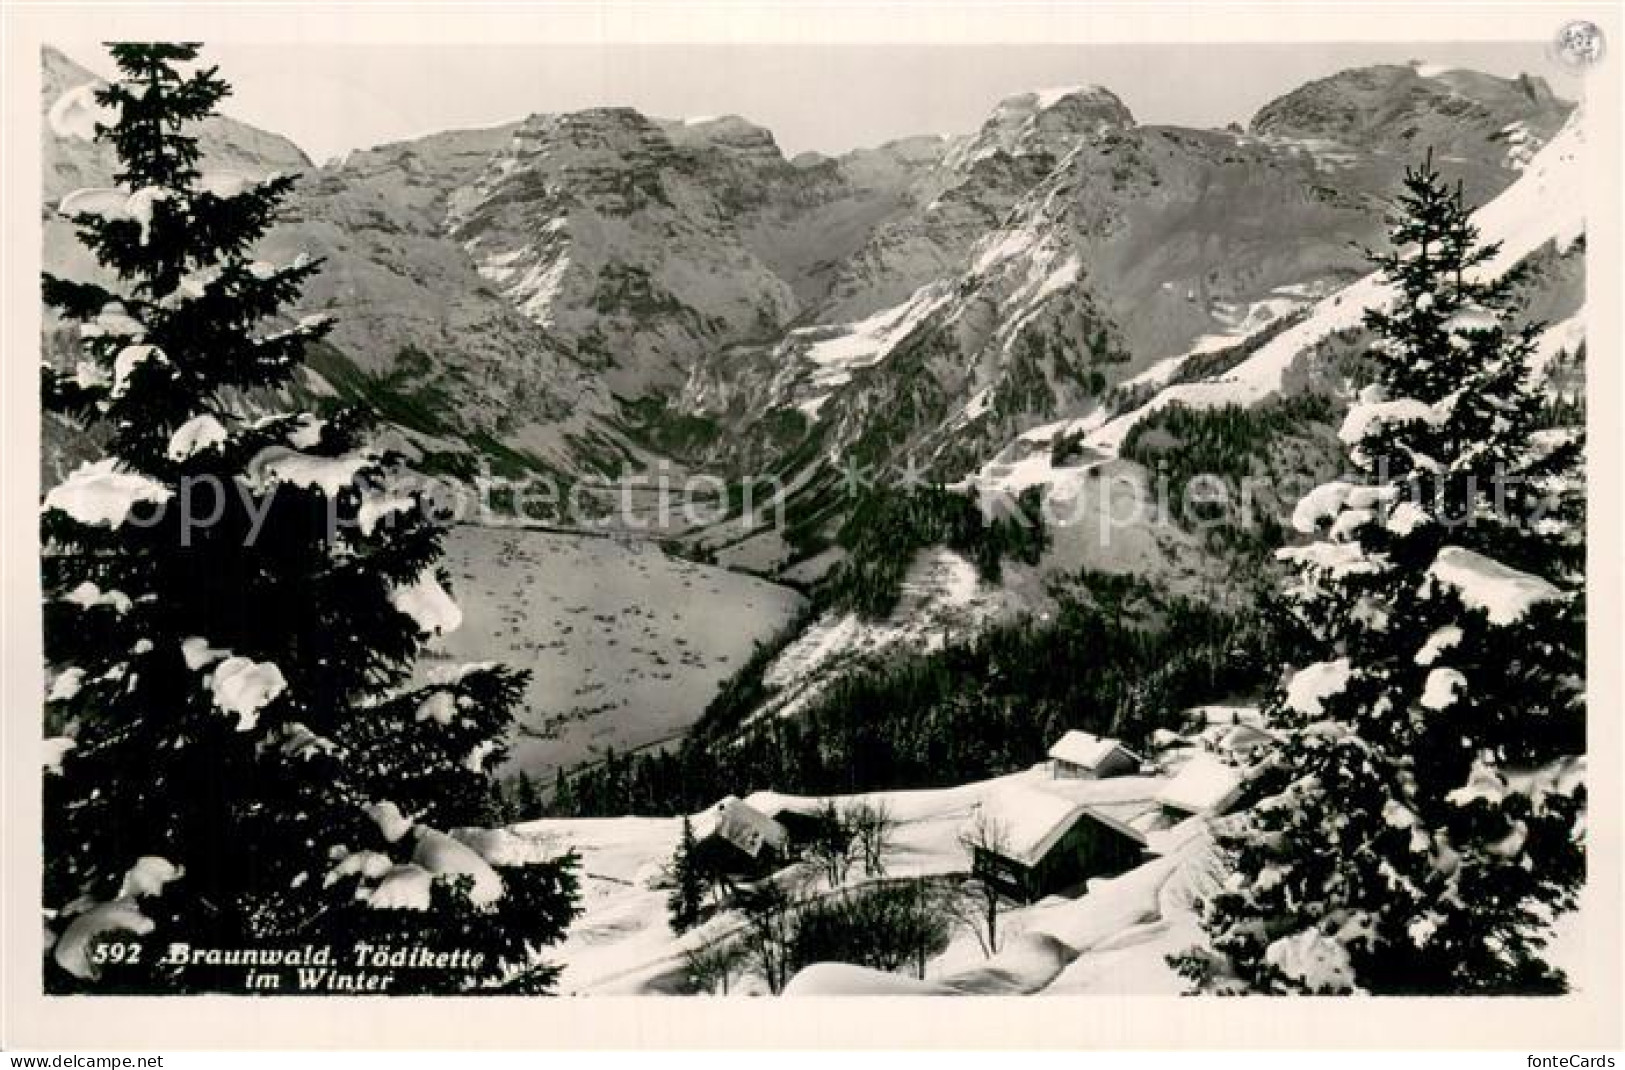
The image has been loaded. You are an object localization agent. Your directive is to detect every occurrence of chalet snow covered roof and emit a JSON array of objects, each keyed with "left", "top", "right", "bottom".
[
  {"left": 1216, "top": 723, "right": 1277, "bottom": 754},
  {"left": 694, "top": 795, "right": 788, "bottom": 859},
  {"left": 1048, "top": 730, "right": 1140, "bottom": 771},
  {"left": 966, "top": 785, "right": 1089, "bottom": 868},
  {"left": 1155, "top": 753, "right": 1245, "bottom": 816},
  {"left": 1197, "top": 721, "right": 1278, "bottom": 757},
  {"left": 1082, "top": 799, "right": 1164, "bottom": 844}
]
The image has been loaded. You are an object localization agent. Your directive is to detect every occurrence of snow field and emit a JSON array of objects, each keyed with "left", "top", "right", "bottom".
[
  {"left": 431, "top": 526, "right": 805, "bottom": 776},
  {"left": 518, "top": 757, "right": 1225, "bottom": 995}
]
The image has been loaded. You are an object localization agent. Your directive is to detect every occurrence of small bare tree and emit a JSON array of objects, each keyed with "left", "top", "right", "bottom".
[
  {"left": 844, "top": 799, "right": 898, "bottom": 878},
  {"left": 955, "top": 808, "right": 1012, "bottom": 957},
  {"left": 804, "top": 798, "right": 854, "bottom": 887},
  {"left": 734, "top": 880, "right": 797, "bottom": 994},
  {"left": 683, "top": 937, "right": 749, "bottom": 995}
]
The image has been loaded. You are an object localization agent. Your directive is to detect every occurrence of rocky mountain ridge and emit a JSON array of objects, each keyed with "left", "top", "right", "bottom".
[{"left": 41, "top": 45, "right": 1577, "bottom": 524}]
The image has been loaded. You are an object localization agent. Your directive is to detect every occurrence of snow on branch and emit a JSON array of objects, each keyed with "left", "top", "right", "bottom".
[
  {"left": 389, "top": 571, "right": 463, "bottom": 637},
  {"left": 48, "top": 83, "right": 115, "bottom": 142},
  {"left": 1427, "top": 546, "right": 1560, "bottom": 626},
  {"left": 1284, "top": 658, "right": 1352, "bottom": 717},
  {"left": 1263, "top": 928, "right": 1359, "bottom": 993},
  {"left": 412, "top": 828, "right": 505, "bottom": 907},
  {"left": 44, "top": 458, "right": 172, "bottom": 529},
  {"left": 207, "top": 656, "right": 288, "bottom": 731},
  {"left": 166, "top": 414, "right": 229, "bottom": 461},
  {"left": 245, "top": 445, "right": 375, "bottom": 497}
]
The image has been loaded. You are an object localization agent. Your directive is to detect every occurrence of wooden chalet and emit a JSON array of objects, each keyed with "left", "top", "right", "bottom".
[
  {"left": 962, "top": 785, "right": 1152, "bottom": 903},
  {"left": 692, "top": 796, "right": 790, "bottom": 877},
  {"left": 761, "top": 801, "right": 841, "bottom": 852},
  {"left": 1155, "top": 753, "right": 1246, "bottom": 821},
  {"left": 1047, "top": 729, "right": 1143, "bottom": 780}
]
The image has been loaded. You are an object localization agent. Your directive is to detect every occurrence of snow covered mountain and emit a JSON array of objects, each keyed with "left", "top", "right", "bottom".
[
  {"left": 684, "top": 69, "right": 1570, "bottom": 479},
  {"left": 41, "top": 45, "right": 1574, "bottom": 500},
  {"left": 1080, "top": 107, "right": 1584, "bottom": 457},
  {"left": 40, "top": 47, "right": 627, "bottom": 479},
  {"left": 712, "top": 98, "right": 1587, "bottom": 723},
  {"left": 40, "top": 45, "right": 1585, "bottom": 743}
]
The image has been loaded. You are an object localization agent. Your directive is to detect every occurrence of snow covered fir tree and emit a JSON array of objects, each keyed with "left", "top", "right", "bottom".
[
  {"left": 40, "top": 43, "right": 578, "bottom": 994},
  {"left": 1178, "top": 157, "right": 1586, "bottom": 995}
]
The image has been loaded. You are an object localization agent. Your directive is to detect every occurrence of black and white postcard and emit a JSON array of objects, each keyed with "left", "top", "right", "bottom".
[{"left": 2, "top": 0, "right": 1621, "bottom": 1052}]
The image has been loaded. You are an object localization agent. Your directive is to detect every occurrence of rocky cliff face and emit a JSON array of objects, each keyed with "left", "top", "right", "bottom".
[
  {"left": 269, "top": 136, "right": 616, "bottom": 473},
  {"left": 810, "top": 87, "right": 1135, "bottom": 325},
  {"left": 677, "top": 67, "right": 1570, "bottom": 495},
  {"left": 40, "top": 45, "right": 1579, "bottom": 506},
  {"left": 41, "top": 46, "right": 626, "bottom": 477},
  {"left": 447, "top": 109, "right": 803, "bottom": 399}
]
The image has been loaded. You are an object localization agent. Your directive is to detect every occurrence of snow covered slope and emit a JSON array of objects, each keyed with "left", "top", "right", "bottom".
[
  {"left": 753, "top": 547, "right": 1051, "bottom": 722},
  {"left": 429, "top": 527, "right": 806, "bottom": 777},
  {"left": 680, "top": 66, "right": 1565, "bottom": 516},
  {"left": 1078, "top": 108, "right": 1585, "bottom": 457},
  {"left": 516, "top": 761, "right": 1216, "bottom": 995}
]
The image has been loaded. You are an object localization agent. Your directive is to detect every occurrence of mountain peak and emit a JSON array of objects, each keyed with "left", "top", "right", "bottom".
[
  {"left": 660, "top": 113, "right": 785, "bottom": 165},
  {"left": 41, "top": 44, "right": 98, "bottom": 95},
  {"left": 500, "top": 107, "right": 681, "bottom": 175},
  {"left": 992, "top": 83, "right": 1134, "bottom": 127},
  {"left": 1247, "top": 63, "right": 1572, "bottom": 162},
  {"left": 948, "top": 83, "right": 1134, "bottom": 170}
]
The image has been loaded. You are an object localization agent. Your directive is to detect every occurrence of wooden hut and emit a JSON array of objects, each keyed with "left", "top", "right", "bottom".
[
  {"left": 1155, "top": 753, "right": 1245, "bottom": 821},
  {"left": 1047, "top": 730, "right": 1143, "bottom": 780},
  {"left": 692, "top": 796, "right": 790, "bottom": 878},
  {"left": 962, "top": 785, "right": 1150, "bottom": 903},
  {"left": 762, "top": 801, "right": 842, "bottom": 854}
]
